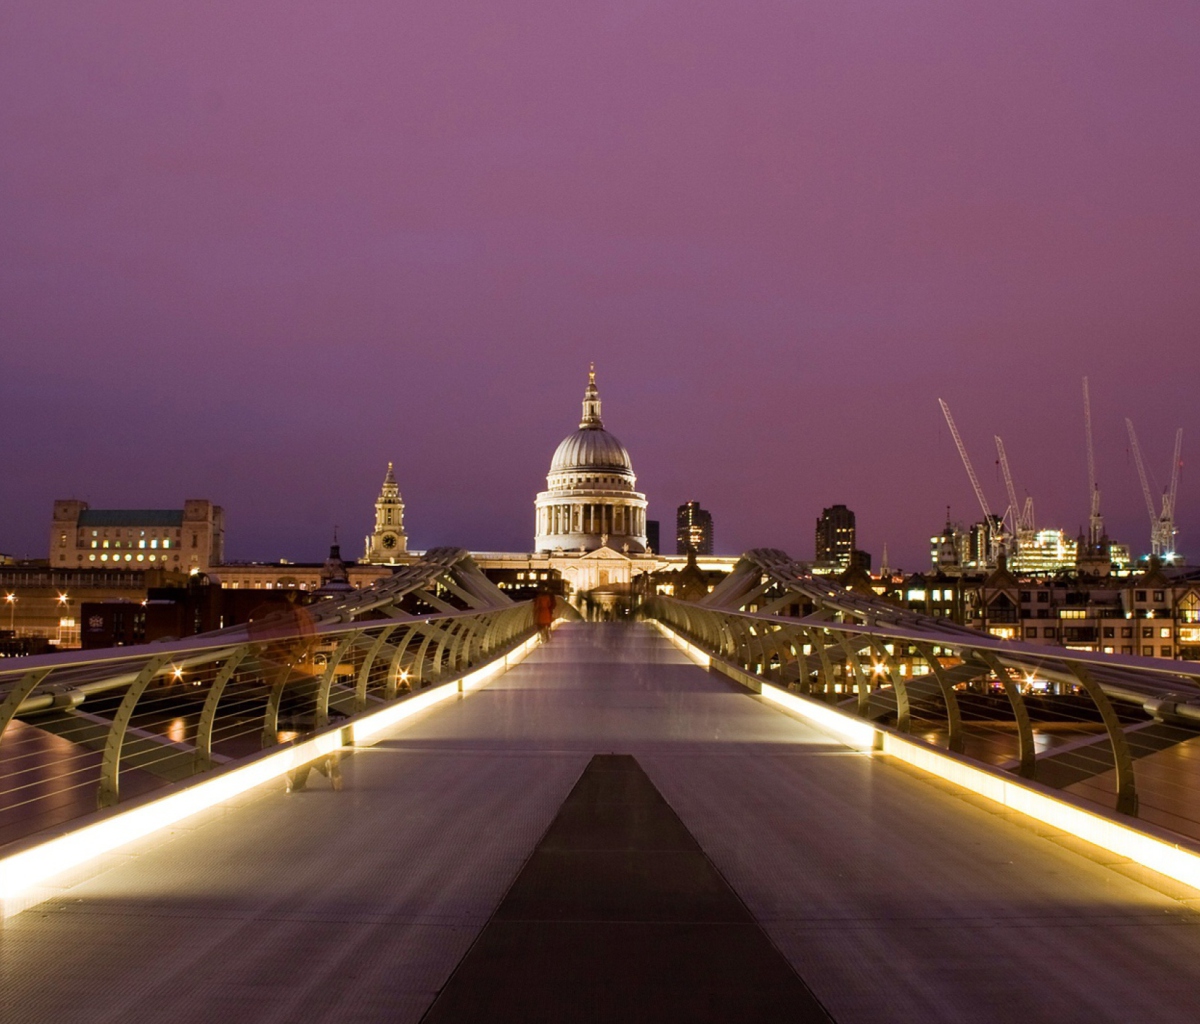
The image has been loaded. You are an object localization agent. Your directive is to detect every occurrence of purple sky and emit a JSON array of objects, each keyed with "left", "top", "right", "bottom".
[{"left": 2, "top": 1, "right": 1198, "bottom": 569}]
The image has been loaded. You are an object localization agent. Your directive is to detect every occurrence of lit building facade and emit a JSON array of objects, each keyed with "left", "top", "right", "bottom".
[
  {"left": 51, "top": 500, "right": 224, "bottom": 573},
  {"left": 814, "top": 504, "right": 855, "bottom": 571},
  {"left": 676, "top": 502, "right": 714, "bottom": 555},
  {"left": 534, "top": 368, "right": 648, "bottom": 554}
]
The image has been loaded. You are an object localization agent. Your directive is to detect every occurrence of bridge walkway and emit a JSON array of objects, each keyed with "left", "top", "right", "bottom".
[{"left": 3, "top": 622, "right": 1200, "bottom": 1022}]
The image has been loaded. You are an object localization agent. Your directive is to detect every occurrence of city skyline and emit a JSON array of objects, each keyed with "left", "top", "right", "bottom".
[
  {"left": 2, "top": 2, "right": 1198, "bottom": 568},
  {"left": 3, "top": 374, "right": 1192, "bottom": 571}
]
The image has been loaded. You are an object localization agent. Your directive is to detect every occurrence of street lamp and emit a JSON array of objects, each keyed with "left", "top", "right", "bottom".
[
  {"left": 57, "top": 592, "right": 69, "bottom": 607},
  {"left": 5, "top": 593, "right": 14, "bottom": 633}
]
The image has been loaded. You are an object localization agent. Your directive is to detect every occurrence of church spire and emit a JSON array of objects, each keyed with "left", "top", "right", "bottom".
[{"left": 580, "top": 362, "right": 603, "bottom": 429}]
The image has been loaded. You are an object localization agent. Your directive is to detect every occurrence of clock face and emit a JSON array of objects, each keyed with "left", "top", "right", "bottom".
[{"left": 382, "top": 533, "right": 397, "bottom": 550}]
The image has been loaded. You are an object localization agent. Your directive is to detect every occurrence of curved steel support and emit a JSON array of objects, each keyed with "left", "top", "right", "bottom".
[
  {"left": 387, "top": 624, "right": 424, "bottom": 697},
  {"left": 0, "top": 668, "right": 53, "bottom": 750},
  {"left": 411, "top": 627, "right": 439, "bottom": 687},
  {"left": 833, "top": 632, "right": 871, "bottom": 717},
  {"left": 195, "top": 646, "right": 252, "bottom": 771},
  {"left": 866, "top": 637, "right": 910, "bottom": 732},
  {"left": 262, "top": 660, "right": 297, "bottom": 748},
  {"left": 315, "top": 634, "right": 358, "bottom": 728},
  {"left": 356, "top": 624, "right": 400, "bottom": 711},
  {"left": 1065, "top": 659, "right": 1139, "bottom": 816},
  {"left": 915, "top": 643, "right": 965, "bottom": 754},
  {"left": 807, "top": 630, "right": 840, "bottom": 704},
  {"left": 98, "top": 654, "right": 170, "bottom": 808},
  {"left": 976, "top": 650, "right": 1036, "bottom": 779}
]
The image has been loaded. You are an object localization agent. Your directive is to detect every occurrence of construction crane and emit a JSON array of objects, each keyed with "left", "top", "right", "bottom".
[
  {"left": 939, "top": 399, "right": 1002, "bottom": 565},
  {"left": 994, "top": 436, "right": 1034, "bottom": 546},
  {"left": 1126, "top": 419, "right": 1185, "bottom": 560},
  {"left": 1082, "top": 377, "right": 1104, "bottom": 548},
  {"left": 1164, "top": 428, "right": 1184, "bottom": 560}
]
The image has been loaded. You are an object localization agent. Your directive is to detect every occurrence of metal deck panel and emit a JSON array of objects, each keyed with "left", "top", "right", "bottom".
[{"left": 2, "top": 623, "right": 1200, "bottom": 1022}]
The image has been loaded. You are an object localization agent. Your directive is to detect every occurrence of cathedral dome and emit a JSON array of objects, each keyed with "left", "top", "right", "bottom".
[
  {"left": 535, "top": 367, "right": 648, "bottom": 555},
  {"left": 550, "top": 428, "right": 633, "bottom": 475}
]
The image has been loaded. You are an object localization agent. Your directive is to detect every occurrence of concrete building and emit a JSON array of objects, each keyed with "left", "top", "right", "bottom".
[
  {"left": 814, "top": 504, "right": 855, "bottom": 572},
  {"left": 676, "top": 502, "right": 714, "bottom": 556},
  {"left": 51, "top": 500, "right": 224, "bottom": 574}
]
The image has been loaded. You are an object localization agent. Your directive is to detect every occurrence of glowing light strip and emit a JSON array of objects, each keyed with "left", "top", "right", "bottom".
[
  {"left": 759, "top": 681, "right": 878, "bottom": 750},
  {"left": 880, "top": 734, "right": 1200, "bottom": 891},
  {"left": 652, "top": 616, "right": 1200, "bottom": 895},
  {"left": 650, "top": 620, "right": 712, "bottom": 668},
  {"left": 0, "top": 632, "right": 542, "bottom": 915}
]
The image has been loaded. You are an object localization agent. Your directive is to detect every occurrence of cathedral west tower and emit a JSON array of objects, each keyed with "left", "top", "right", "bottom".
[{"left": 364, "top": 462, "right": 407, "bottom": 563}]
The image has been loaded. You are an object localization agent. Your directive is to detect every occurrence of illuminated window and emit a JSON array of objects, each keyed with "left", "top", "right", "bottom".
[
  {"left": 1160, "top": 627, "right": 1171, "bottom": 639},
  {"left": 151, "top": 540, "right": 158, "bottom": 548},
  {"left": 163, "top": 539, "right": 170, "bottom": 548}
]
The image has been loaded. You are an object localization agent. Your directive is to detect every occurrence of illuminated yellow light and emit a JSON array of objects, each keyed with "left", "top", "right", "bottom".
[
  {"left": 0, "top": 628, "right": 543, "bottom": 917},
  {"left": 57, "top": 593, "right": 69, "bottom": 605},
  {"left": 648, "top": 620, "right": 711, "bottom": 668},
  {"left": 879, "top": 733, "right": 1200, "bottom": 892},
  {"left": 171, "top": 666, "right": 184, "bottom": 681},
  {"left": 759, "top": 682, "right": 877, "bottom": 751},
  {"left": 872, "top": 662, "right": 886, "bottom": 676}
]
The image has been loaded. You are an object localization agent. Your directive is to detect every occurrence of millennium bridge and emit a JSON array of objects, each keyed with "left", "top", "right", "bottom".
[{"left": 4, "top": 549, "right": 1200, "bottom": 1022}]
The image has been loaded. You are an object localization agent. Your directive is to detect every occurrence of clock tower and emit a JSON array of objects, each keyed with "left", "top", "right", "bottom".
[{"left": 363, "top": 462, "right": 408, "bottom": 563}]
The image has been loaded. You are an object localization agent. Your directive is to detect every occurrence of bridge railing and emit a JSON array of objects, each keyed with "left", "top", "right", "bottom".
[
  {"left": 0, "top": 601, "right": 543, "bottom": 849},
  {"left": 642, "top": 595, "right": 1200, "bottom": 845}
]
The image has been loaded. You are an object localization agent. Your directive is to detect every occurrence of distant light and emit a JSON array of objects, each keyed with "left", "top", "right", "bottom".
[
  {"left": 171, "top": 666, "right": 184, "bottom": 681},
  {"left": 4, "top": 594, "right": 14, "bottom": 604},
  {"left": 57, "top": 593, "right": 69, "bottom": 605}
]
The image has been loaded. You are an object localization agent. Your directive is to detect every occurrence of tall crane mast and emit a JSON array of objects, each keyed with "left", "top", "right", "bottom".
[
  {"left": 1163, "top": 428, "right": 1184, "bottom": 559},
  {"left": 1082, "top": 377, "right": 1104, "bottom": 548},
  {"left": 993, "top": 434, "right": 1022, "bottom": 540},
  {"left": 1128, "top": 417, "right": 1166, "bottom": 554},
  {"left": 939, "top": 399, "right": 1001, "bottom": 565}
]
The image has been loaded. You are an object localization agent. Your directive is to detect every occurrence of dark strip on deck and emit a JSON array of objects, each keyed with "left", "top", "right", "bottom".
[{"left": 421, "top": 753, "right": 834, "bottom": 1023}]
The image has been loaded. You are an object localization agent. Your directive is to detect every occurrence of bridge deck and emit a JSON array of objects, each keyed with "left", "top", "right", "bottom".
[{"left": 3, "top": 622, "right": 1200, "bottom": 1022}]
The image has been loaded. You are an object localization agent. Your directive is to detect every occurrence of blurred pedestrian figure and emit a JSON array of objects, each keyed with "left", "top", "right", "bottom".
[
  {"left": 534, "top": 588, "right": 556, "bottom": 643},
  {"left": 285, "top": 749, "right": 343, "bottom": 793}
]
